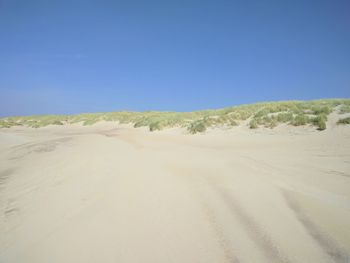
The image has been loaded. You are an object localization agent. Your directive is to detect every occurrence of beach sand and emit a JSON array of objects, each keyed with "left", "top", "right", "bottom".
[{"left": 1, "top": 120, "right": 350, "bottom": 263}]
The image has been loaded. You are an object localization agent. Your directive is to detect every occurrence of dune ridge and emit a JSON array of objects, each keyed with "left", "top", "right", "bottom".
[
  {"left": 2, "top": 99, "right": 350, "bottom": 133},
  {"left": 0, "top": 102, "right": 350, "bottom": 262}
]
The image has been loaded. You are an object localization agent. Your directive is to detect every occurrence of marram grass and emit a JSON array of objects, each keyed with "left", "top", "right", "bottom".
[{"left": 1, "top": 99, "right": 350, "bottom": 133}]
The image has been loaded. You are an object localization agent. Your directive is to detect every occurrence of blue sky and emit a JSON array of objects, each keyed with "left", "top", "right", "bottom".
[{"left": 1, "top": 0, "right": 349, "bottom": 116}]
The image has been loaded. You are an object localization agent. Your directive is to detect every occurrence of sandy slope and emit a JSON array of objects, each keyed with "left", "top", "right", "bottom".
[{"left": 0, "top": 122, "right": 350, "bottom": 263}]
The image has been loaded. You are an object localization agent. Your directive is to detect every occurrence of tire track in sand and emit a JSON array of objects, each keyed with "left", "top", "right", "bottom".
[
  {"left": 283, "top": 190, "right": 350, "bottom": 263},
  {"left": 168, "top": 165, "right": 240, "bottom": 263},
  {"left": 216, "top": 186, "right": 291, "bottom": 263},
  {"left": 171, "top": 164, "right": 290, "bottom": 262}
]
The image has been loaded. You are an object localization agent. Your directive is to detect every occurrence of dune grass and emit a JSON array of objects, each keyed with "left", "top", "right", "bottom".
[
  {"left": 337, "top": 117, "right": 350, "bottom": 125},
  {"left": 339, "top": 105, "right": 350, "bottom": 114},
  {"left": 1, "top": 99, "right": 350, "bottom": 133}
]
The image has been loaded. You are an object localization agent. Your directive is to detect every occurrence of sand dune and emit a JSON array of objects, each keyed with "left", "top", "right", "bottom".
[{"left": 0, "top": 122, "right": 350, "bottom": 263}]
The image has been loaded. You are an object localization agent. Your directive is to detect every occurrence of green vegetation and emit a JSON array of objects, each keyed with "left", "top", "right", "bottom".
[
  {"left": 276, "top": 113, "right": 294, "bottom": 123},
  {"left": 337, "top": 117, "right": 350, "bottom": 125},
  {"left": 1, "top": 99, "right": 350, "bottom": 133},
  {"left": 189, "top": 120, "right": 207, "bottom": 134},
  {"left": 249, "top": 119, "right": 258, "bottom": 129},
  {"left": 311, "top": 114, "right": 327, "bottom": 130},
  {"left": 292, "top": 115, "right": 308, "bottom": 126},
  {"left": 339, "top": 105, "right": 350, "bottom": 114}
]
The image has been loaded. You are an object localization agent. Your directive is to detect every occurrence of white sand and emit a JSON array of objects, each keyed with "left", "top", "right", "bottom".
[{"left": 0, "top": 121, "right": 350, "bottom": 263}]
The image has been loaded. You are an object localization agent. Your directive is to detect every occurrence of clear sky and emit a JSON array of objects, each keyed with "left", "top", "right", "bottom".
[{"left": 1, "top": 0, "right": 349, "bottom": 116}]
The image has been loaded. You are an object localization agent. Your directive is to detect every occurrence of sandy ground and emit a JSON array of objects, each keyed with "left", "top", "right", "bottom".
[{"left": 0, "top": 119, "right": 350, "bottom": 263}]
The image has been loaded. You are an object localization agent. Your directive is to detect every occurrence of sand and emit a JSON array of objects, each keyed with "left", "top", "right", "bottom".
[{"left": 0, "top": 120, "right": 350, "bottom": 263}]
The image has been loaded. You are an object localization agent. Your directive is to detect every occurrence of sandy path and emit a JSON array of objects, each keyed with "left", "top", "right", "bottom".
[{"left": 0, "top": 123, "right": 350, "bottom": 262}]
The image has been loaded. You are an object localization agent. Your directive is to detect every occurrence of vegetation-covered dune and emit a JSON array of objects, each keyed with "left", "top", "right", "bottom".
[{"left": 1, "top": 99, "right": 350, "bottom": 133}]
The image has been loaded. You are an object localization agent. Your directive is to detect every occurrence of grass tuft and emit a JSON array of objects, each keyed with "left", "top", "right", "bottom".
[
  {"left": 337, "top": 117, "right": 350, "bottom": 125},
  {"left": 249, "top": 119, "right": 258, "bottom": 129},
  {"left": 188, "top": 120, "right": 207, "bottom": 134}
]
